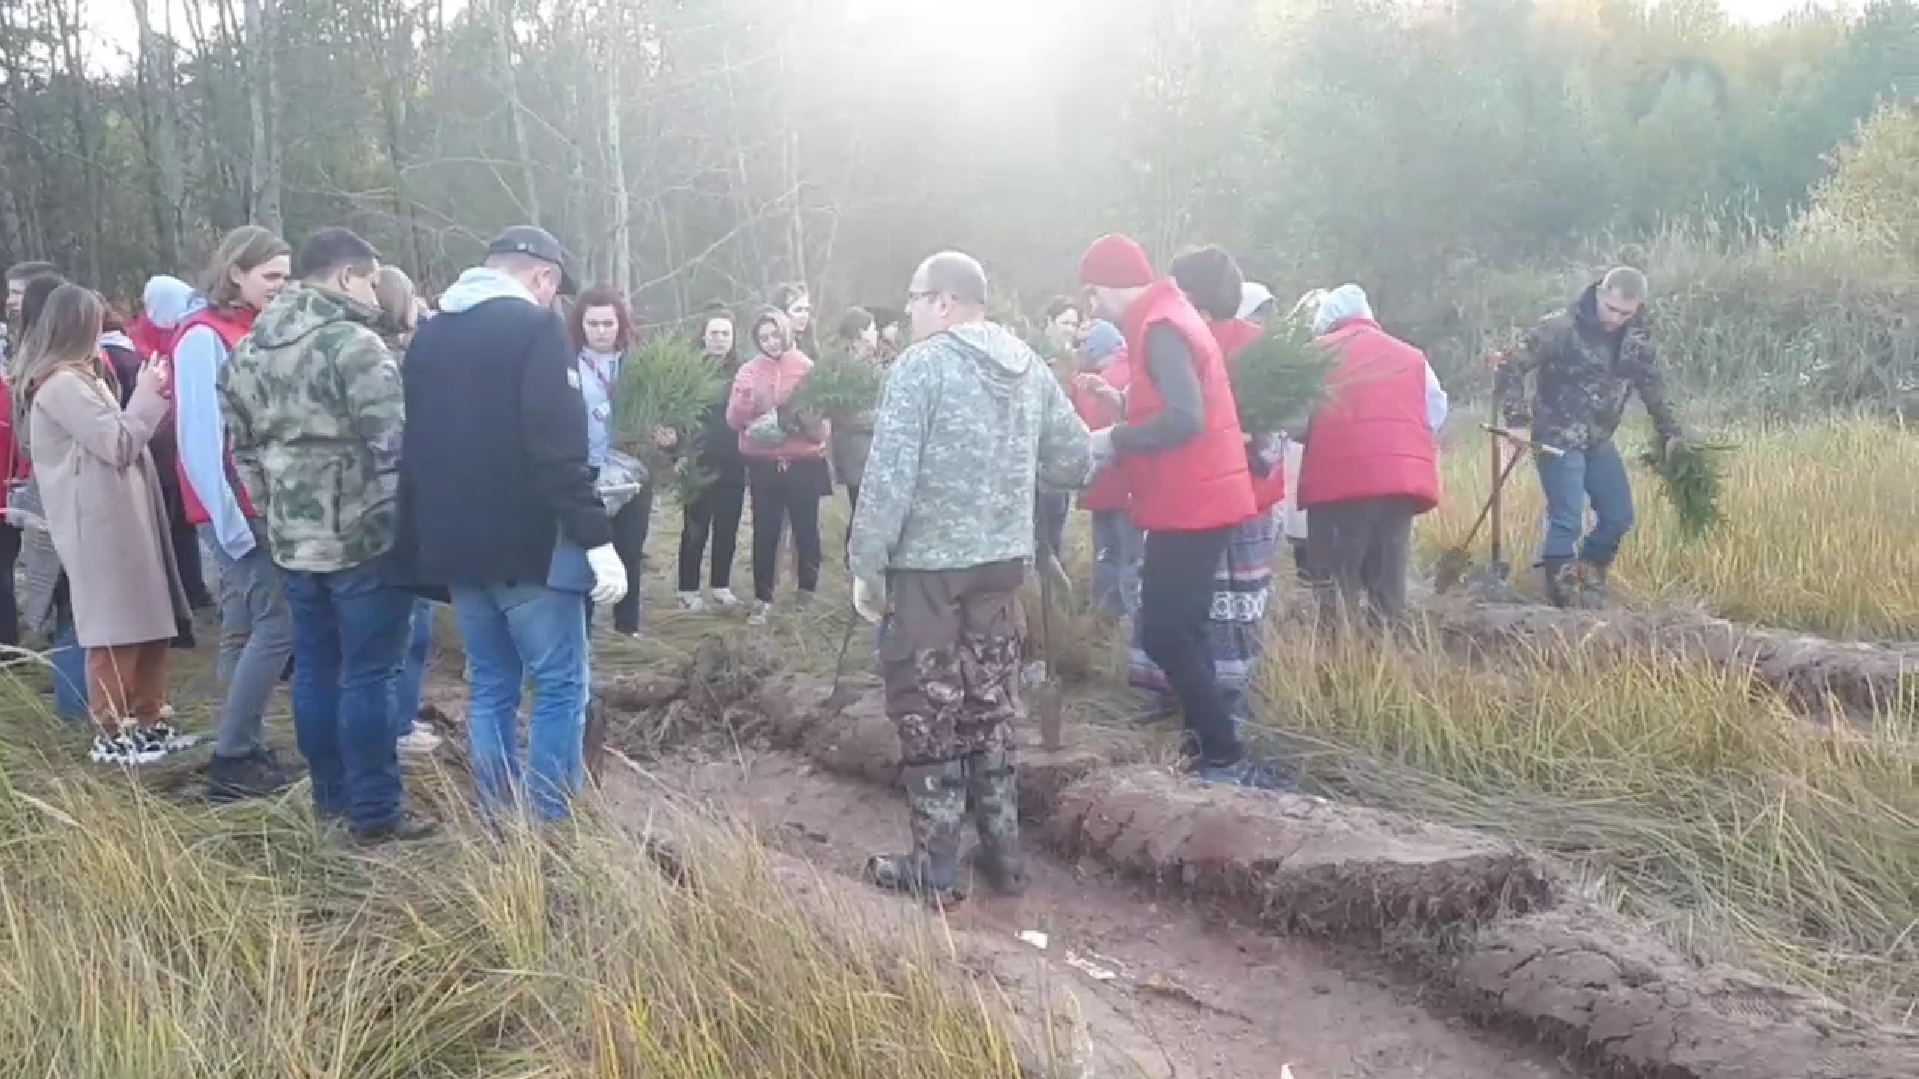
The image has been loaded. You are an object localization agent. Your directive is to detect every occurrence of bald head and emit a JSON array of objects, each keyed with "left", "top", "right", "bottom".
[
  {"left": 906, "top": 250, "right": 989, "bottom": 342},
  {"left": 917, "top": 251, "right": 988, "bottom": 307}
]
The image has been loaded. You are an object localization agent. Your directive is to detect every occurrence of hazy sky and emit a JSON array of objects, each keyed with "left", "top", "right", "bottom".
[{"left": 79, "top": 0, "right": 1860, "bottom": 72}]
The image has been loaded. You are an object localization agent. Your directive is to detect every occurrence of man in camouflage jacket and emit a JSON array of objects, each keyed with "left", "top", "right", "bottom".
[
  {"left": 1494, "top": 266, "right": 1686, "bottom": 608},
  {"left": 220, "top": 227, "right": 431, "bottom": 843},
  {"left": 847, "top": 251, "right": 1092, "bottom": 905}
]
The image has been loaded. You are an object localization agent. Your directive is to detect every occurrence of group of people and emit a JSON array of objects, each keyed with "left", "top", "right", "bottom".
[
  {"left": 838, "top": 237, "right": 1683, "bottom": 904},
  {"left": 0, "top": 211, "right": 1680, "bottom": 892}
]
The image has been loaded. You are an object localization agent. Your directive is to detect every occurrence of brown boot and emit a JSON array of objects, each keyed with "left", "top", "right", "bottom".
[
  {"left": 1540, "top": 558, "right": 1577, "bottom": 608},
  {"left": 1576, "top": 559, "right": 1611, "bottom": 609}
]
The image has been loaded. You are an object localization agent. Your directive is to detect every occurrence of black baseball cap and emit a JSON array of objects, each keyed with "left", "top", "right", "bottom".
[{"left": 486, "top": 225, "right": 577, "bottom": 296}]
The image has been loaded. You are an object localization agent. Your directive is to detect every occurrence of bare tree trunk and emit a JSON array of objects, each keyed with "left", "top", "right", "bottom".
[
  {"left": 132, "top": 0, "right": 185, "bottom": 267},
  {"left": 376, "top": 0, "right": 425, "bottom": 273},
  {"left": 244, "top": 0, "right": 283, "bottom": 231},
  {"left": 604, "top": 0, "right": 631, "bottom": 294},
  {"left": 492, "top": 0, "right": 541, "bottom": 224},
  {"left": 54, "top": 0, "right": 105, "bottom": 283}
]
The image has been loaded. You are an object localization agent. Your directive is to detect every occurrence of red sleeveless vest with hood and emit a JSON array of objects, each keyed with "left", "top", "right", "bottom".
[
  {"left": 1117, "top": 281, "right": 1256, "bottom": 533},
  {"left": 169, "top": 306, "right": 259, "bottom": 525},
  {"left": 1296, "top": 318, "right": 1440, "bottom": 513},
  {"left": 1209, "top": 317, "right": 1286, "bottom": 513}
]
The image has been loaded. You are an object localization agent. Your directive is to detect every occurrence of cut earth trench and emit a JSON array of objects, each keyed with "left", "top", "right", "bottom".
[
  {"left": 1414, "top": 598, "right": 1919, "bottom": 726},
  {"left": 579, "top": 635, "right": 1919, "bottom": 1079}
]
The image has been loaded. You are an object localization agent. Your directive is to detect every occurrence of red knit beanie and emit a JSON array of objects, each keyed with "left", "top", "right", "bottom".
[{"left": 1078, "top": 233, "right": 1155, "bottom": 289}]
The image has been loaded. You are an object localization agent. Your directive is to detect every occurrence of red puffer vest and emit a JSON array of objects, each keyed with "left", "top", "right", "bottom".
[
  {"left": 1210, "top": 317, "right": 1286, "bottom": 513},
  {"left": 168, "top": 307, "right": 260, "bottom": 525},
  {"left": 1296, "top": 318, "right": 1440, "bottom": 513},
  {"left": 1118, "top": 281, "right": 1256, "bottom": 533},
  {"left": 1069, "top": 358, "right": 1130, "bottom": 513}
]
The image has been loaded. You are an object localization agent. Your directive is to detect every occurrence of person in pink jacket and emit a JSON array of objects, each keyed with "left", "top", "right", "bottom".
[{"left": 726, "top": 307, "right": 830, "bottom": 624}]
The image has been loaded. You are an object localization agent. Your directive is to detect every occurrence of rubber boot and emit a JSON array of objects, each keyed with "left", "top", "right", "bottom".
[
  {"left": 866, "top": 761, "right": 969, "bottom": 905},
  {"left": 966, "top": 747, "right": 1026, "bottom": 896},
  {"left": 1540, "top": 557, "right": 1577, "bottom": 609},
  {"left": 1576, "top": 559, "right": 1611, "bottom": 609}
]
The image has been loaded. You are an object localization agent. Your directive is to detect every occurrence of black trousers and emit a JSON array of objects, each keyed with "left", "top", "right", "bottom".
[
  {"left": 678, "top": 479, "right": 745, "bottom": 592},
  {"left": 0, "top": 523, "right": 19, "bottom": 647},
  {"left": 843, "top": 481, "right": 861, "bottom": 561},
  {"left": 1137, "top": 526, "right": 1241, "bottom": 767},
  {"left": 600, "top": 488, "right": 652, "bottom": 633},
  {"left": 1304, "top": 495, "right": 1419, "bottom": 626},
  {"left": 172, "top": 515, "right": 212, "bottom": 608},
  {"left": 747, "top": 458, "right": 828, "bottom": 603}
]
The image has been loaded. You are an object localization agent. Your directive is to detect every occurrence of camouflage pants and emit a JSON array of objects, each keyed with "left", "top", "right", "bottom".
[{"left": 880, "top": 560, "right": 1027, "bottom": 766}]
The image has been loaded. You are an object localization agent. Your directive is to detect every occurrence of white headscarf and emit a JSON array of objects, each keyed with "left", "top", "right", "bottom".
[
  {"left": 1312, "top": 283, "right": 1373, "bottom": 336},
  {"left": 141, "top": 275, "right": 198, "bottom": 329},
  {"left": 1236, "top": 282, "right": 1275, "bottom": 321}
]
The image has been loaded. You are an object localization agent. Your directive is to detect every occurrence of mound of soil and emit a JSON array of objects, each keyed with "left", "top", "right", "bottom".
[
  {"left": 1421, "top": 598, "right": 1919, "bottom": 724},
  {"left": 589, "top": 646, "right": 1919, "bottom": 1079}
]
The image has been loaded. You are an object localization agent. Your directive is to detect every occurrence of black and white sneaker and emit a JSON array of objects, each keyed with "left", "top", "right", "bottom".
[
  {"left": 90, "top": 734, "right": 166, "bottom": 766},
  {"left": 140, "top": 723, "right": 199, "bottom": 753}
]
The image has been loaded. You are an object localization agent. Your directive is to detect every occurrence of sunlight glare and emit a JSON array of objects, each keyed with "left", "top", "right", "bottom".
[{"left": 845, "top": 0, "right": 1050, "bottom": 75}]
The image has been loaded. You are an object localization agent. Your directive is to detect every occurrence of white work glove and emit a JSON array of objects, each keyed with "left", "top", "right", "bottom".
[
  {"left": 585, "top": 544, "right": 629, "bottom": 606},
  {"left": 1, "top": 506, "right": 44, "bottom": 531},
  {"left": 852, "top": 577, "right": 885, "bottom": 624},
  {"left": 1088, "top": 426, "right": 1115, "bottom": 463}
]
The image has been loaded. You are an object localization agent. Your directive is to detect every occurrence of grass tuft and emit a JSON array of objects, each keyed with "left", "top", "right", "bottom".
[
  {"left": 1421, "top": 414, "right": 1919, "bottom": 637},
  {"left": 1253, "top": 627, "right": 1919, "bottom": 1022},
  {"left": 0, "top": 694, "right": 1029, "bottom": 1079}
]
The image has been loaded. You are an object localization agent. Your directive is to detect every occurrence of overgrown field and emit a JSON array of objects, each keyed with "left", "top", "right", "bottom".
[
  {"left": 7, "top": 410, "right": 1912, "bottom": 1076},
  {"left": 1419, "top": 413, "right": 1919, "bottom": 638},
  {"left": 1252, "top": 633, "right": 1918, "bottom": 1024},
  {"left": 0, "top": 678, "right": 1023, "bottom": 1079},
  {"left": 610, "top": 414, "right": 1919, "bottom": 1023}
]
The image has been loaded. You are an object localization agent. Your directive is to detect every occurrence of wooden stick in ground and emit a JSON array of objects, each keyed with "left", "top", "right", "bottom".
[{"left": 1036, "top": 554, "right": 1066, "bottom": 750}]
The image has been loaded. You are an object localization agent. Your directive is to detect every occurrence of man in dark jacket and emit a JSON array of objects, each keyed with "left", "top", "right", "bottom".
[
  {"left": 1494, "top": 266, "right": 1686, "bottom": 609},
  {"left": 396, "top": 225, "right": 624, "bottom": 824}
]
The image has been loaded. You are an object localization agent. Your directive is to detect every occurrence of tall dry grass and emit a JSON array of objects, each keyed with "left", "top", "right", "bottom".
[
  {"left": 0, "top": 682, "right": 1027, "bottom": 1079},
  {"left": 1420, "top": 414, "right": 1919, "bottom": 638},
  {"left": 1253, "top": 630, "right": 1919, "bottom": 1023}
]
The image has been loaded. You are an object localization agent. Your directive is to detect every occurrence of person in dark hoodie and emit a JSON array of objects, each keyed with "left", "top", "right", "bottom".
[
  {"left": 673, "top": 303, "right": 746, "bottom": 611},
  {"left": 1494, "top": 266, "right": 1685, "bottom": 609},
  {"left": 847, "top": 250, "right": 1092, "bottom": 905},
  {"left": 397, "top": 225, "right": 624, "bottom": 825}
]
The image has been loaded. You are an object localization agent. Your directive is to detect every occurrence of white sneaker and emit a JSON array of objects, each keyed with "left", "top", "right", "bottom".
[
  {"left": 678, "top": 591, "right": 706, "bottom": 612},
  {"left": 397, "top": 726, "right": 443, "bottom": 755},
  {"left": 747, "top": 603, "right": 771, "bottom": 626},
  {"left": 710, "top": 588, "right": 740, "bottom": 608}
]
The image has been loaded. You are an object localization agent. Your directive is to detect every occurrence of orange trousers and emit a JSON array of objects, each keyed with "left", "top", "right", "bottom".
[{"left": 86, "top": 640, "right": 172, "bottom": 735}]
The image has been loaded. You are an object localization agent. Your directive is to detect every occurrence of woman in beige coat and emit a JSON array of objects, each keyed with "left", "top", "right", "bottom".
[{"left": 15, "top": 284, "right": 188, "bottom": 766}]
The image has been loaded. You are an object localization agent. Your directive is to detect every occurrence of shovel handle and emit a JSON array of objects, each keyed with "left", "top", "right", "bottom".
[{"left": 1482, "top": 424, "right": 1565, "bottom": 458}]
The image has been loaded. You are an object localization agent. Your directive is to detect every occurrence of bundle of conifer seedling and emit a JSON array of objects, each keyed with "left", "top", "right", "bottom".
[
  {"left": 1640, "top": 436, "right": 1735, "bottom": 540},
  {"left": 786, "top": 345, "right": 886, "bottom": 420},
  {"left": 613, "top": 335, "right": 730, "bottom": 503},
  {"left": 1228, "top": 317, "right": 1336, "bottom": 435}
]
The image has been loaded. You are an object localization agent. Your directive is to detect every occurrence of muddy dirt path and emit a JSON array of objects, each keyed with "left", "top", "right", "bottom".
[{"left": 622, "top": 745, "right": 1580, "bottom": 1079}]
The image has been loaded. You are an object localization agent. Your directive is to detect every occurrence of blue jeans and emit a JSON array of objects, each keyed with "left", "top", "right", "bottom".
[
  {"left": 1090, "top": 510, "right": 1143, "bottom": 618},
  {"left": 390, "top": 599, "right": 435, "bottom": 739},
  {"left": 281, "top": 558, "right": 411, "bottom": 830},
  {"left": 49, "top": 617, "right": 88, "bottom": 723},
  {"left": 451, "top": 583, "right": 590, "bottom": 824},
  {"left": 1536, "top": 439, "right": 1636, "bottom": 564}
]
